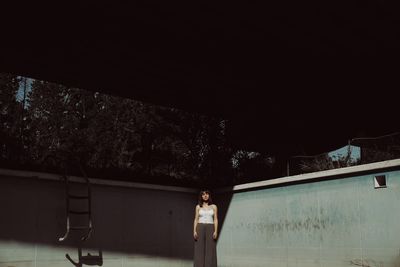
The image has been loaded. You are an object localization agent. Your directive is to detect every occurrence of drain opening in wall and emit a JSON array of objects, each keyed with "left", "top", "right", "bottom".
[{"left": 374, "top": 175, "right": 387, "bottom": 189}]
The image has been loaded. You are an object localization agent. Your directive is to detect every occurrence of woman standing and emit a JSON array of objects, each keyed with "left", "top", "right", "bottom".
[{"left": 193, "top": 189, "right": 218, "bottom": 267}]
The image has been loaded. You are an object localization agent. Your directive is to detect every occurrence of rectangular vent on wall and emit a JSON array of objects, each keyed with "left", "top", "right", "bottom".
[{"left": 374, "top": 175, "right": 387, "bottom": 189}]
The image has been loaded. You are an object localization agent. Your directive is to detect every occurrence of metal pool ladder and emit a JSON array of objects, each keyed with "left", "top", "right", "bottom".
[{"left": 58, "top": 161, "right": 93, "bottom": 242}]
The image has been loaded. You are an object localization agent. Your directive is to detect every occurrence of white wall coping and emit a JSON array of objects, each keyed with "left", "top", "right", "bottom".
[
  {"left": 0, "top": 168, "right": 197, "bottom": 193},
  {"left": 218, "top": 158, "right": 400, "bottom": 193},
  {"left": 1, "top": 158, "right": 400, "bottom": 194}
]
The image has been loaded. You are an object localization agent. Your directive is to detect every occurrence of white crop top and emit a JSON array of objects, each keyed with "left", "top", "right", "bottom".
[{"left": 198, "top": 207, "right": 214, "bottom": 224}]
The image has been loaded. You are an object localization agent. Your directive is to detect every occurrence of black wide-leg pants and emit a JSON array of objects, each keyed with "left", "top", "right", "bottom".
[{"left": 194, "top": 223, "right": 217, "bottom": 267}]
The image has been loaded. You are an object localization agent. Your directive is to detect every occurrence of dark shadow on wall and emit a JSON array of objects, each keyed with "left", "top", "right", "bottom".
[
  {"left": 0, "top": 174, "right": 234, "bottom": 261},
  {"left": 213, "top": 189, "right": 234, "bottom": 244}
]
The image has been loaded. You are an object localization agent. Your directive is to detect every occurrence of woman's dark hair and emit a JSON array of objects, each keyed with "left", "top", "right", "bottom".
[{"left": 198, "top": 189, "right": 213, "bottom": 207}]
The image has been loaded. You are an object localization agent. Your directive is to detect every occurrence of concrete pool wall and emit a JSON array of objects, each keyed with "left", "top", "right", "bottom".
[{"left": 1, "top": 159, "right": 400, "bottom": 267}]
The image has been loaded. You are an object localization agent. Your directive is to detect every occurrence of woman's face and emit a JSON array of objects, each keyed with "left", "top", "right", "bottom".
[{"left": 201, "top": 192, "right": 210, "bottom": 202}]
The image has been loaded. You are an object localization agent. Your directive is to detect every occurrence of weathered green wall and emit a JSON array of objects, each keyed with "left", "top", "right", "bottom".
[{"left": 217, "top": 170, "right": 400, "bottom": 267}]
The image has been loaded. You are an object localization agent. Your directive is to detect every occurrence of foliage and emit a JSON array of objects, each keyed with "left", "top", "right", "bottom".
[
  {"left": 0, "top": 75, "right": 239, "bottom": 187},
  {"left": 352, "top": 134, "right": 400, "bottom": 165},
  {"left": 8, "top": 72, "right": 399, "bottom": 186},
  {"left": 0, "top": 73, "right": 21, "bottom": 162},
  {"left": 231, "top": 150, "right": 275, "bottom": 183}
]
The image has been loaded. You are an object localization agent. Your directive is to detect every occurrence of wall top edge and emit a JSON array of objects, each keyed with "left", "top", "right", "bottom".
[
  {"left": 217, "top": 158, "right": 400, "bottom": 193},
  {"left": 0, "top": 168, "right": 198, "bottom": 194},
  {"left": 2, "top": 158, "right": 400, "bottom": 194}
]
